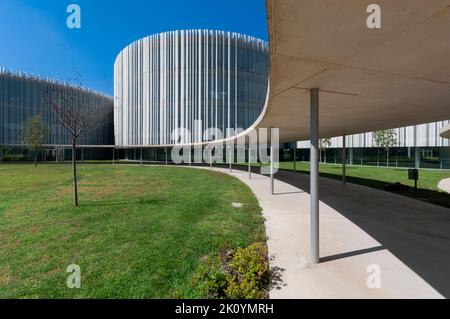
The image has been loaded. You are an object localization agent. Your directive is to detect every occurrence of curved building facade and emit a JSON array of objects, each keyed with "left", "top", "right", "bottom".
[
  {"left": 114, "top": 30, "right": 269, "bottom": 146},
  {"left": 0, "top": 68, "right": 114, "bottom": 146}
]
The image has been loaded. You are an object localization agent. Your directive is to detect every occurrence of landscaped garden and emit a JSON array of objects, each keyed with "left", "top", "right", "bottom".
[
  {"left": 0, "top": 164, "right": 267, "bottom": 298},
  {"left": 245, "top": 161, "right": 450, "bottom": 208}
]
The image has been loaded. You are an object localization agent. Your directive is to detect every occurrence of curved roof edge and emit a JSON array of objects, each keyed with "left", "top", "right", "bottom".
[{"left": 114, "top": 29, "right": 269, "bottom": 66}]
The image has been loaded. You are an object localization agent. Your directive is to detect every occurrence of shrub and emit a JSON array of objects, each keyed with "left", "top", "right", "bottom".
[
  {"left": 190, "top": 243, "right": 270, "bottom": 299},
  {"left": 190, "top": 255, "right": 228, "bottom": 298},
  {"left": 224, "top": 243, "right": 269, "bottom": 299}
]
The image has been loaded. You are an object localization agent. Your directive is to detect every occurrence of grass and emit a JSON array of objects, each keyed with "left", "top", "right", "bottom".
[
  {"left": 242, "top": 161, "right": 450, "bottom": 208},
  {"left": 0, "top": 164, "right": 265, "bottom": 298}
]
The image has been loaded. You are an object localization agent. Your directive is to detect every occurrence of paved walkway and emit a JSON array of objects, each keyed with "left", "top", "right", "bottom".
[
  {"left": 194, "top": 165, "right": 446, "bottom": 299},
  {"left": 438, "top": 178, "right": 450, "bottom": 193}
]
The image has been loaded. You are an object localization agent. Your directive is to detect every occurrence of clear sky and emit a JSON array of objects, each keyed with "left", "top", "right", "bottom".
[{"left": 0, "top": 0, "right": 268, "bottom": 95}]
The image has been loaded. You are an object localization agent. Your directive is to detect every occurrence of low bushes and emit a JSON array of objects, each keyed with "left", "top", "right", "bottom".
[{"left": 190, "top": 243, "right": 270, "bottom": 299}]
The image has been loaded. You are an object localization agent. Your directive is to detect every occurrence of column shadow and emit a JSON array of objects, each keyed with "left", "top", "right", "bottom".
[{"left": 320, "top": 246, "right": 385, "bottom": 263}]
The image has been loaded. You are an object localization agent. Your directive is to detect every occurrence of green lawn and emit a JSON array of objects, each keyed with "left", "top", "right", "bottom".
[
  {"left": 243, "top": 161, "right": 450, "bottom": 208},
  {"left": 0, "top": 164, "right": 265, "bottom": 298}
]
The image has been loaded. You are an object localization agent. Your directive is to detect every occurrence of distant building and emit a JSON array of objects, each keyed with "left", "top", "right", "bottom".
[{"left": 0, "top": 68, "right": 114, "bottom": 161}]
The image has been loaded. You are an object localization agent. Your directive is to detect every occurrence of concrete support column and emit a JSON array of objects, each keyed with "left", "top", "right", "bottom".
[
  {"left": 248, "top": 146, "right": 252, "bottom": 179},
  {"left": 189, "top": 147, "right": 192, "bottom": 166},
  {"left": 113, "top": 147, "right": 116, "bottom": 165},
  {"left": 342, "top": 135, "right": 347, "bottom": 185},
  {"left": 310, "top": 88, "right": 320, "bottom": 264},
  {"left": 293, "top": 145, "right": 297, "bottom": 172},
  {"left": 229, "top": 146, "right": 232, "bottom": 173},
  {"left": 415, "top": 147, "right": 420, "bottom": 169},
  {"left": 270, "top": 128, "right": 274, "bottom": 195},
  {"left": 210, "top": 147, "right": 213, "bottom": 169},
  {"left": 165, "top": 148, "right": 168, "bottom": 165},
  {"left": 140, "top": 148, "right": 143, "bottom": 166}
]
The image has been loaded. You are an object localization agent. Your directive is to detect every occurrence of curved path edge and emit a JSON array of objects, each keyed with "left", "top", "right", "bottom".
[
  {"left": 438, "top": 178, "right": 450, "bottom": 194},
  {"left": 186, "top": 166, "right": 443, "bottom": 299}
]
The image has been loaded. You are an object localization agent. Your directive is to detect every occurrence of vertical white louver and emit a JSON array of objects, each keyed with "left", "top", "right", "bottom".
[
  {"left": 0, "top": 68, "right": 113, "bottom": 146},
  {"left": 113, "top": 30, "right": 269, "bottom": 146}
]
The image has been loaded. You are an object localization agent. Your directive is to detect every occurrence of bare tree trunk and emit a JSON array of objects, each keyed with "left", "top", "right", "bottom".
[
  {"left": 386, "top": 148, "right": 390, "bottom": 167},
  {"left": 72, "top": 137, "right": 78, "bottom": 207}
]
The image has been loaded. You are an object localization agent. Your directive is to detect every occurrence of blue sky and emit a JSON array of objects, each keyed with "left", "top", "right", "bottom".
[{"left": 0, "top": 0, "right": 268, "bottom": 95}]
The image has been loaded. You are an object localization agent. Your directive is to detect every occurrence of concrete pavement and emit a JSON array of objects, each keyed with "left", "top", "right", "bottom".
[
  {"left": 196, "top": 165, "right": 445, "bottom": 299},
  {"left": 438, "top": 178, "right": 450, "bottom": 193}
]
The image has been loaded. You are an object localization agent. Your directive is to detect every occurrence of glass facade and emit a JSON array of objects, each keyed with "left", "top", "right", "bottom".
[
  {"left": 291, "top": 146, "right": 450, "bottom": 169},
  {"left": 0, "top": 69, "right": 114, "bottom": 146},
  {"left": 296, "top": 121, "right": 450, "bottom": 169},
  {"left": 114, "top": 30, "right": 269, "bottom": 146}
]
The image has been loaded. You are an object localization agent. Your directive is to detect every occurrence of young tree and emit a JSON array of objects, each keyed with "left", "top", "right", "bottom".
[
  {"left": 373, "top": 129, "right": 398, "bottom": 166},
  {"left": 23, "top": 116, "right": 45, "bottom": 167},
  {"left": 319, "top": 138, "right": 331, "bottom": 163},
  {"left": 43, "top": 85, "right": 109, "bottom": 206}
]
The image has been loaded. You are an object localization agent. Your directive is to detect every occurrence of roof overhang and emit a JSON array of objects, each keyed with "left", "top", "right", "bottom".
[{"left": 258, "top": 0, "right": 450, "bottom": 142}]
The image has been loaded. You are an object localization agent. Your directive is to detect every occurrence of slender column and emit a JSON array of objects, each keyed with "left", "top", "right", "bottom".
[
  {"left": 0, "top": 146, "right": 3, "bottom": 163},
  {"left": 293, "top": 145, "right": 296, "bottom": 172},
  {"left": 210, "top": 146, "right": 213, "bottom": 169},
  {"left": 189, "top": 147, "right": 192, "bottom": 166},
  {"left": 342, "top": 135, "right": 346, "bottom": 185},
  {"left": 229, "top": 146, "right": 232, "bottom": 173},
  {"left": 310, "top": 88, "right": 320, "bottom": 264},
  {"left": 165, "top": 147, "right": 168, "bottom": 165},
  {"left": 415, "top": 147, "right": 420, "bottom": 169},
  {"left": 270, "top": 128, "right": 274, "bottom": 195},
  {"left": 140, "top": 148, "right": 143, "bottom": 166},
  {"left": 81, "top": 148, "right": 85, "bottom": 164},
  {"left": 113, "top": 147, "right": 116, "bottom": 165},
  {"left": 248, "top": 146, "right": 251, "bottom": 179}
]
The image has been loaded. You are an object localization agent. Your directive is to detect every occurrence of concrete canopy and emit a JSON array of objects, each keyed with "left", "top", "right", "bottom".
[{"left": 258, "top": 0, "right": 450, "bottom": 143}]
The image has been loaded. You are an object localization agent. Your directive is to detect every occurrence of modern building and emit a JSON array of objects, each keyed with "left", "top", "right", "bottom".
[
  {"left": 295, "top": 121, "right": 450, "bottom": 169},
  {"left": 114, "top": 30, "right": 269, "bottom": 148},
  {"left": 0, "top": 68, "right": 114, "bottom": 161}
]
